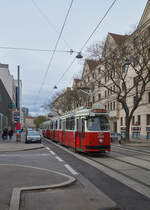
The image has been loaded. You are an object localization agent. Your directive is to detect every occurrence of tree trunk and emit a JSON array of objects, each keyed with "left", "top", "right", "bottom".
[{"left": 125, "top": 116, "right": 131, "bottom": 143}]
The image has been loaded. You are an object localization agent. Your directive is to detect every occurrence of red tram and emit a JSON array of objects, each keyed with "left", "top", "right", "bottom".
[{"left": 41, "top": 104, "right": 110, "bottom": 153}]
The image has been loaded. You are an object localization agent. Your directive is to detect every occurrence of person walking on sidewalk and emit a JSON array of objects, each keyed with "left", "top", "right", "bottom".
[
  {"left": 8, "top": 128, "right": 13, "bottom": 140},
  {"left": 2, "top": 128, "right": 8, "bottom": 140},
  {"left": 118, "top": 133, "right": 122, "bottom": 145}
]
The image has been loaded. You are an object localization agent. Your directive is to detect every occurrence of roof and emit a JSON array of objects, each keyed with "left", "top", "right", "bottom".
[
  {"left": 109, "top": 33, "right": 129, "bottom": 45},
  {"left": 85, "top": 59, "right": 99, "bottom": 70}
]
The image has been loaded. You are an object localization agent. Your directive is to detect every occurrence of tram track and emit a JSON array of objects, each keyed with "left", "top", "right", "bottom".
[
  {"left": 43, "top": 138, "right": 150, "bottom": 188},
  {"left": 42, "top": 138, "right": 150, "bottom": 199},
  {"left": 111, "top": 144, "right": 150, "bottom": 155},
  {"left": 111, "top": 144, "right": 150, "bottom": 162}
]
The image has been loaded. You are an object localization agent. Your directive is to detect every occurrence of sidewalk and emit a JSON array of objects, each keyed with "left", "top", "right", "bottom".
[
  {"left": 112, "top": 138, "right": 150, "bottom": 147},
  {"left": 0, "top": 133, "right": 119, "bottom": 210},
  {"left": 0, "top": 132, "right": 44, "bottom": 152}
]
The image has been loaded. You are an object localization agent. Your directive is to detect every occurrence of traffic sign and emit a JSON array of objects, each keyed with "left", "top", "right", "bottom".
[{"left": 13, "top": 111, "right": 20, "bottom": 122}]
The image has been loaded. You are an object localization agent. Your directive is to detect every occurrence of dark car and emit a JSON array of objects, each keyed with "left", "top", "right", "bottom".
[{"left": 25, "top": 130, "right": 41, "bottom": 143}]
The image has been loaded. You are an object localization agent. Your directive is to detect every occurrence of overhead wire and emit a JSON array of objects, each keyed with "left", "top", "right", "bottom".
[
  {"left": 53, "top": 0, "right": 117, "bottom": 89},
  {"left": 33, "top": 0, "right": 74, "bottom": 106},
  {"left": 0, "top": 46, "right": 75, "bottom": 53},
  {"left": 31, "top": 0, "right": 71, "bottom": 49}
]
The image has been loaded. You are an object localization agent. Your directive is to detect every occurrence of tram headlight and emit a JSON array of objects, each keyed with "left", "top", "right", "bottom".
[{"left": 99, "top": 139, "right": 103, "bottom": 143}]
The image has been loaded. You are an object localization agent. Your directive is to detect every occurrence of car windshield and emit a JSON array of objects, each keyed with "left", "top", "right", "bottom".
[
  {"left": 28, "top": 131, "right": 40, "bottom": 136},
  {"left": 87, "top": 116, "right": 109, "bottom": 131}
]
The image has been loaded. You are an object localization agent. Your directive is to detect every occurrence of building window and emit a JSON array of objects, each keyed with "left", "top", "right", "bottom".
[
  {"left": 88, "top": 76, "right": 90, "bottom": 82},
  {"left": 92, "top": 73, "right": 95, "bottom": 79},
  {"left": 148, "top": 92, "right": 150, "bottom": 103},
  {"left": 110, "top": 102, "right": 112, "bottom": 111},
  {"left": 137, "top": 115, "right": 141, "bottom": 125},
  {"left": 92, "top": 96, "right": 95, "bottom": 103},
  {"left": 113, "top": 85, "right": 115, "bottom": 92},
  {"left": 132, "top": 132, "right": 140, "bottom": 139},
  {"left": 120, "top": 117, "right": 123, "bottom": 126},
  {"left": 108, "top": 103, "right": 109, "bottom": 111},
  {"left": 98, "top": 93, "right": 101, "bottom": 100},
  {"left": 105, "top": 105, "right": 107, "bottom": 110},
  {"left": 147, "top": 115, "right": 150, "bottom": 125},
  {"left": 105, "top": 90, "right": 107, "bottom": 98},
  {"left": 132, "top": 116, "right": 135, "bottom": 125},
  {"left": 113, "top": 101, "right": 115, "bottom": 110},
  {"left": 147, "top": 132, "right": 150, "bottom": 139}
]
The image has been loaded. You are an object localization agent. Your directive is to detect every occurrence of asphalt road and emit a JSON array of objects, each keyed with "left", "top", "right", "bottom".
[{"left": 42, "top": 138, "right": 150, "bottom": 210}]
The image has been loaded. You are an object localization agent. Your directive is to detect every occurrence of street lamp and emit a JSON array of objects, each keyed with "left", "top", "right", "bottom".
[
  {"left": 122, "top": 59, "right": 131, "bottom": 73},
  {"left": 76, "top": 52, "right": 83, "bottom": 59},
  {"left": 124, "top": 59, "right": 131, "bottom": 66}
]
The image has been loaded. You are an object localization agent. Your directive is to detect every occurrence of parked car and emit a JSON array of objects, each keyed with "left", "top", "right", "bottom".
[
  {"left": 110, "top": 132, "right": 118, "bottom": 142},
  {"left": 25, "top": 130, "right": 41, "bottom": 143}
]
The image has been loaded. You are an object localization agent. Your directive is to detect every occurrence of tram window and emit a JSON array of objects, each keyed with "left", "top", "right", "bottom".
[
  {"left": 87, "top": 116, "right": 109, "bottom": 131},
  {"left": 59, "top": 120, "right": 62, "bottom": 129},
  {"left": 76, "top": 119, "right": 79, "bottom": 136},
  {"left": 82, "top": 119, "right": 85, "bottom": 138},
  {"left": 66, "top": 117, "right": 75, "bottom": 130},
  {"left": 62, "top": 120, "right": 66, "bottom": 131},
  {"left": 56, "top": 121, "right": 58, "bottom": 129}
]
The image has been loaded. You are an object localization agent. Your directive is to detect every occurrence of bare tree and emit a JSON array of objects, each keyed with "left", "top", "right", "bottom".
[
  {"left": 86, "top": 40, "right": 105, "bottom": 59},
  {"left": 48, "top": 89, "right": 90, "bottom": 115},
  {"left": 88, "top": 30, "right": 150, "bottom": 141}
]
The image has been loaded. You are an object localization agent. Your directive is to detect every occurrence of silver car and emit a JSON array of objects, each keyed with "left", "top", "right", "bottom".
[{"left": 25, "top": 130, "right": 41, "bottom": 143}]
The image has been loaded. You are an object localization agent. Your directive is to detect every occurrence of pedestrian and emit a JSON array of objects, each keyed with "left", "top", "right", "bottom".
[
  {"left": 2, "top": 128, "right": 8, "bottom": 140},
  {"left": 118, "top": 133, "right": 121, "bottom": 145},
  {"left": 8, "top": 128, "right": 13, "bottom": 140}
]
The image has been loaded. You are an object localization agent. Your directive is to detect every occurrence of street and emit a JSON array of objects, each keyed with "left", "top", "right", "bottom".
[
  {"left": 43, "top": 138, "right": 150, "bottom": 210},
  {"left": 1, "top": 134, "right": 150, "bottom": 210}
]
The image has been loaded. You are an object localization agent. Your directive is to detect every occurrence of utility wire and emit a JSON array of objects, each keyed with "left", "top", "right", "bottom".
[
  {"left": 34, "top": 0, "right": 74, "bottom": 104},
  {"left": 53, "top": 0, "right": 117, "bottom": 89},
  {"left": 80, "top": 0, "right": 117, "bottom": 51},
  {"left": 31, "top": 0, "right": 71, "bottom": 49},
  {"left": 0, "top": 46, "right": 76, "bottom": 53}
]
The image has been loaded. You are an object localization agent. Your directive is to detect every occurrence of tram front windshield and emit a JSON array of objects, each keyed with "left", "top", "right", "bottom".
[{"left": 87, "top": 116, "right": 109, "bottom": 131}]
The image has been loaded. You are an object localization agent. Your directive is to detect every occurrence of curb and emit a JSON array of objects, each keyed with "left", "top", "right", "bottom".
[
  {"left": 0, "top": 145, "right": 45, "bottom": 153},
  {"left": 8, "top": 164, "right": 76, "bottom": 210}
]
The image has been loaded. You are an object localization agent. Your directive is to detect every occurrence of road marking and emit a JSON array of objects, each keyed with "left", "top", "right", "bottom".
[
  {"left": 50, "top": 151, "right": 56, "bottom": 155},
  {"left": 46, "top": 147, "right": 50, "bottom": 151},
  {"left": 55, "top": 156, "right": 63, "bottom": 162},
  {"left": 64, "top": 164, "right": 78, "bottom": 175},
  {"left": 43, "top": 139, "right": 150, "bottom": 198}
]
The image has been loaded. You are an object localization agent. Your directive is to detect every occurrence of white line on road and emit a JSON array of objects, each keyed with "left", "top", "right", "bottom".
[
  {"left": 49, "top": 151, "right": 56, "bottom": 155},
  {"left": 64, "top": 164, "right": 78, "bottom": 175},
  {"left": 55, "top": 156, "right": 63, "bottom": 162},
  {"left": 46, "top": 147, "right": 50, "bottom": 151}
]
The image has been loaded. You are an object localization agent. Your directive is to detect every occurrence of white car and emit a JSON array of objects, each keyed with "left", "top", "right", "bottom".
[{"left": 25, "top": 131, "right": 41, "bottom": 143}]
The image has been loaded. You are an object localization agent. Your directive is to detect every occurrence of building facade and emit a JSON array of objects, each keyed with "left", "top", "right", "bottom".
[{"left": 72, "top": 1, "right": 150, "bottom": 140}]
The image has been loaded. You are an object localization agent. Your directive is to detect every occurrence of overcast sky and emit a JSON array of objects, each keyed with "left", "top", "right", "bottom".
[{"left": 0, "top": 0, "right": 148, "bottom": 116}]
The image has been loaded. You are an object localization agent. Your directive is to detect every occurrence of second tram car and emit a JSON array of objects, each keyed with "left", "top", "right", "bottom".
[{"left": 42, "top": 104, "right": 110, "bottom": 153}]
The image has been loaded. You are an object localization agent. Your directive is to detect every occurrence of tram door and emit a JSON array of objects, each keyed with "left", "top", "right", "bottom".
[{"left": 76, "top": 118, "right": 85, "bottom": 151}]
